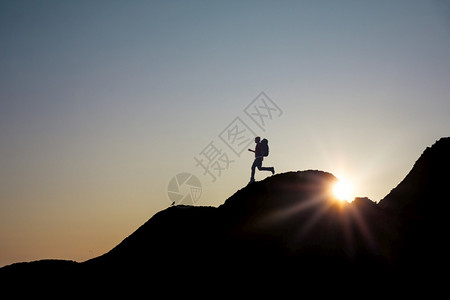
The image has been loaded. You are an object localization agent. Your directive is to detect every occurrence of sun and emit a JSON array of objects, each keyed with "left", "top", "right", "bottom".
[{"left": 333, "top": 179, "right": 355, "bottom": 203}]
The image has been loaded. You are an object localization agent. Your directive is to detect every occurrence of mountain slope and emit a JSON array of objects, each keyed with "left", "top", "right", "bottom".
[
  {"left": 1, "top": 137, "right": 449, "bottom": 293},
  {"left": 379, "top": 137, "right": 450, "bottom": 216},
  {"left": 378, "top": 137, "right": 450, "bottom": 274},
  {"left": 81, "top": 170, "right": 398, "bottom": 287}
]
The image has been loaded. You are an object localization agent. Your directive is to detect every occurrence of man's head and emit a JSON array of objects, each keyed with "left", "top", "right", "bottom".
[{"left": 255, "top": 136, "right": 261, "bottom": 143}]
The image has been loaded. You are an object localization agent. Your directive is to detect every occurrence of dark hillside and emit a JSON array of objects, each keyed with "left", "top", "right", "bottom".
[
  {"left": 379, "top": 137, "right": 450, "bottom": 276},
  {"left": 2, "top": 137, "right": 449, "bottom": 294}
]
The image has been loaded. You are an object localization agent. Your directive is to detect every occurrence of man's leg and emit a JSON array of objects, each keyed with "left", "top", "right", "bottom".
[
  {"left": 259, "top": 166, "right": 275, "bottom": 174},
  {"left": 250, "top": 159, "right": 258, "bottom": 182},
  {"left": 259, "top": 159, "right": 275, "bottom": 175}
]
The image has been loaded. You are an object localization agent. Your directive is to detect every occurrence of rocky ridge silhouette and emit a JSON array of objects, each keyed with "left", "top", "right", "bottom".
[{"left": 1, "top": 137, "right": 449, "bottom": 294}]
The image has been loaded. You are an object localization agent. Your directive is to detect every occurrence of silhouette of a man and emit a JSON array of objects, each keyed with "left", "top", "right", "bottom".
[{"left": 248, "top": 136, "right": 274, "bottom": 183}]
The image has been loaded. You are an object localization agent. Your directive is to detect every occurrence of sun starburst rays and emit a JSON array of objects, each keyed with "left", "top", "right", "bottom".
[{"left": 253, "top": 181, "right": 380, "bottom": 259}]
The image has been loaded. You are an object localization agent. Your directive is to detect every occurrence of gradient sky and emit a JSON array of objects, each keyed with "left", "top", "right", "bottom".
[{"left": 1, "top": 0, "right": 449, "bottom": 267}]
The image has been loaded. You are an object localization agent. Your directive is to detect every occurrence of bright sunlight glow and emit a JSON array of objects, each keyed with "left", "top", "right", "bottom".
[{"left": 333, "top": 179, "right": 355, "bottom": 203}]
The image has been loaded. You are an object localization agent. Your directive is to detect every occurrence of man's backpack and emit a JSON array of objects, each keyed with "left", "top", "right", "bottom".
[{"left": 261, "top": 138, "right": 269, "bottom": 157}]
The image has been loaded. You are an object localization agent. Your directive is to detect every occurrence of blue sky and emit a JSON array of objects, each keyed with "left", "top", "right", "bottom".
[{"left": 1, "top": 0, "right": 449, "bottom": 267}]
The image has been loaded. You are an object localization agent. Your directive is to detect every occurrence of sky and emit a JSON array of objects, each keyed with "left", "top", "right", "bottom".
[{"left": 1, "top": 0, "right": 449, "bottom": 267}]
